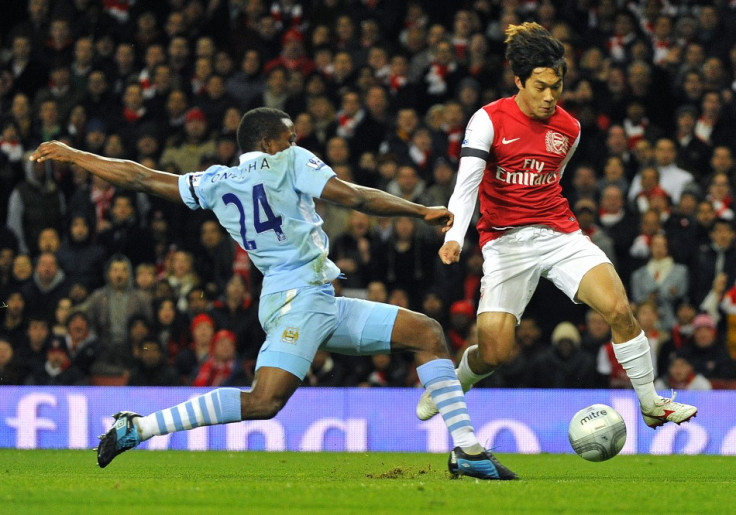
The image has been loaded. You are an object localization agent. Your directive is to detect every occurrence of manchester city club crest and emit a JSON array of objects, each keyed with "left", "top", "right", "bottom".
[{"left": 545, "top": 131, "right": 570, "bottom": 156}]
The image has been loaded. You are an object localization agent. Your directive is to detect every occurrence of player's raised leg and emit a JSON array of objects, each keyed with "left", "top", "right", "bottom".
[
  {"left": 96, "top": 368, "right": 301, "bottom": 468},
  {"left": 390, "top": 308, "right": 517, "bottom": 480},
  {"left": 575, "top": 263, "right": 697, "bottom": 427}
]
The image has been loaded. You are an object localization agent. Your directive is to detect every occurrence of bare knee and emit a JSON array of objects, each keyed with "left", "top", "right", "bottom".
[
  {"left": 601, "top": 299, "right": 637, "bottom": 334},
  {"left": 420, "top": 317, "right": 448, "bottom": 355},
  {"left": 393, "top": 310, "right": 448, "bottom": 356}
]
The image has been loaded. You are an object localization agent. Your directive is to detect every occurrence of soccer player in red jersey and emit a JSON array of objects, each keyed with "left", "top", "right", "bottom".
[{"left": 417, "top": 22, "right": 697, "bottom": 429}]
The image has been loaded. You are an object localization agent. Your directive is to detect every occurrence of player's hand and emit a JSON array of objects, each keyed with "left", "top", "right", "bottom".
[
  {"left": 423, "top": 206, "right": 454, "bottom": 233},
  {"left": 438, "top": 241, "right": 461, "bottom": 264},
  {"left": 29, "top": 140, "right": 79, "bottom": 164}
]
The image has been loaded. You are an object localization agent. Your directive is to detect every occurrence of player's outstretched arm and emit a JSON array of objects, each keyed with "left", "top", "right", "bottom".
[
  {"left": 320, "top": 177, "right": 454, "bottom": 232},
  {"left": 30, "top": 140, "right": 183, "bottom": 204}
]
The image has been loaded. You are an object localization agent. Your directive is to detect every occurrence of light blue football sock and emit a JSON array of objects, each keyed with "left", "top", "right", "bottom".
[
  {"left": 137, "top": 388, "right": 242, "bottom": 441},
  {"left": 417, "top": 359, "right": 482, "bottom": 453}
]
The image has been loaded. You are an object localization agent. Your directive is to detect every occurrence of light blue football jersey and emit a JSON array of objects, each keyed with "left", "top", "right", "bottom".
[{"left": 178, "top": 145, "right": 341, "bottom": 295}]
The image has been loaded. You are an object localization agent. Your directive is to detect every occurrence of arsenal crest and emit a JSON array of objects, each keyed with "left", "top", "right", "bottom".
[{"left": 545, "top": 131, "right": 570, "bottom": 156}]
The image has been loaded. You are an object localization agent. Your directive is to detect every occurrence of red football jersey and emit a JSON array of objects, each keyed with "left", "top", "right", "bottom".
[{"left": 457, "top": 97, "right": 581, "bottom": 248}]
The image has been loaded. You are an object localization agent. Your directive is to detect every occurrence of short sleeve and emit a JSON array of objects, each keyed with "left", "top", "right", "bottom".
[
  {"left": 291, "top": 146, "right": 336, "bottom": 198},
  {"left": 178, "top": 165, "right": 227, "bottom": 210}
]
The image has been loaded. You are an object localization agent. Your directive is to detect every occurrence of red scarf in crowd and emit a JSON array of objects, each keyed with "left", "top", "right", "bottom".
[{"left": 192, "top": 358, "right": 234, "bottom": 387}]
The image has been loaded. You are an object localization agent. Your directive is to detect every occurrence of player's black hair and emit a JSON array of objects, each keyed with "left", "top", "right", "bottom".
[
  {"left": 236, "top": 107, "right": 291, "bottom": 152},
  {"left": 504, "top": 22, "right": 567, "bottom": 86}
]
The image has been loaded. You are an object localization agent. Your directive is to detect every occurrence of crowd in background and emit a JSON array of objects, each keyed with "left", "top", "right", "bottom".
[{"left": 1, "top": 0, "right": 736, "bottom": 390}]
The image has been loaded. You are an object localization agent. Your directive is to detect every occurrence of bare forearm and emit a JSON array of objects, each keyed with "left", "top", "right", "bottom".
[
  {"left": 73, "top": 151, "right": 182, "bottom": 203},
  {"left": 347, "top": 184, "right": 428, "bottom": 218}
]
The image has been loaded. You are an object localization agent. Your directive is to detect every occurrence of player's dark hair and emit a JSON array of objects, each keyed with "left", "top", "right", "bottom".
[
  {"left": 236, "top": 107, "right": 291, "bottom": 152},
  {"left": 504, "top": 22, "right": 567, "bottom": 86}
]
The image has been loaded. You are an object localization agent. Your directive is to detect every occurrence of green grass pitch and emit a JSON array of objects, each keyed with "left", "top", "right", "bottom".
[{"left": 1, "top": 450, "right": 735, "bottom": 514}]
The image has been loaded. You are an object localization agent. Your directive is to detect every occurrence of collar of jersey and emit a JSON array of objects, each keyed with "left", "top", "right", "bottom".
[{"left": 239, "top": 151, "right": 267, "bottom": 165}]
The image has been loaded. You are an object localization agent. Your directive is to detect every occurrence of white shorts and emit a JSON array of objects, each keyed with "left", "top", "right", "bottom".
[{"left": 478, "top": 226, "right": 611, "bottom": 323}]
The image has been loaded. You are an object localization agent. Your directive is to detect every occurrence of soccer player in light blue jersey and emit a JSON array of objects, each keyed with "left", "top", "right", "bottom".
[{"left": 30, "top": 107, "right": 516, "bottom": 480}]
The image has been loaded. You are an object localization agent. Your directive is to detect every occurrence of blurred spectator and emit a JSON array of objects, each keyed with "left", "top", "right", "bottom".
[
  {"left": 527, "top": 321, "right": 596, "bottom": 388},
  {"left": 191, "top": 329, "right": 250, "bottom": 387},
  {"left": 0, "top": 290, "right": 26, "bottom": 349},
  {"left": 631, "top": 166, "right": 669, "bottom": 215},
  {"left": 166, "top": 250, "right": 199, "bottom": 313},
  {"left": 264, "top": 28, "right": 315, "bottom": 76},
  {"left": 0, "top": 336, "right": 24, "bottom": 384},
  {"left": 33, "top": 64, "right": 84, "bottom": 124},
  {"left": 657, "top": 301, "right": 698, "bottom": 375},
  {"left": 655, "top": 354, "right": 712, "bottom": 391},
  {"left": 679, "top": 313, "right": 736, "bottom": 380},
  {"left": 705, "top": 172, "right": 734, "bottom": 221},
  {"left": 96, "top": 193, "right": 155, "bottom": 267},
  {"left": 134, "top": 262, "right": 157, "bottom": 300},
  {"left": 695, "top": 90, "right": 736, "bottom": 151},
  {"left": 127, "top": 337, "right": 180, "bottom": 387},
  {"left": 371, "top": 216, "right": 435, "bottom": 304},
  {"left": 57, "top": 214, "right": 106, "bottom": 291},
  {"left": 211, "top": 274, "right": 263, "bottom": 361},
  {"left": 629, "top": 138, "right": 695, "bottom": 205},
  {"left": 86, "top": 254, "right": 152, "bottom": 373},
  {"left": 246, "top": 65, "right": 290, "bottom": 111},
  {"left": 25, "top": 337, "right": 86, "bottom": 386},
  {"left": 61, "top": 310, "right": 98, "bottom": 377},
  {"left": 674, "top": 105, "right": 711, "bottom": 181},
  {"left": 196, "top": 74, "right": 238, "bottom": 129},
  {"left": 598, "top": 185, "right": 638, "bottom": 281},
  {"left": 15, "top": 314, "right": 50, "bottom": 380},
  {"left": 185, "top": 312, "right": 216, "bottom": 370},
  {"left": 579, "top": 309, "right": 612, "bottom": 360},
  {"left": 227, "top": 49, "right": 266, "bottom": 110},
  {"left": 330, "top": 210, "right": 375, "bottom": 289},
  {"left": 50, "top": 296, "right": 71, "bottom": 338},
  {"left": 630, "top": 233, "right": 689, "bottom": 332},
  {"left": 708, "top": 147, "right": 736, "bottom": 186},
  {"left": 152, "top": 297, "right": 189, "bottom": 369},
  {"left": 10, "top": 253, "right": 33, "bottom": 292},
  {"left": 5, "top": 33, "right": 47, "bottom": 100},
  {"left": 0, "top": 120, "right": 26, "bottom": 222},
  {"left": 424, "top": 158, "right": 456, "bottom": 208},
  {"left": 82, "top": 70, "right": 116, "bottom": 122},
  {"left": 690, "top": 218, "right": 736, "bottom": 308},
  {"left": 366, "top": 281, "right": 388, "bottom": 304},
  {"left": 21, "top": 252, "right": 70, "bottom": 320},
  {"left": 193, "top": 219, "right": 235, "bottom": 298},
  {"left": 6, "top": 157, "right": 65, "bottom": 256},
  {"left": 160, "top": 107, "right": 216, "bottom": 174}
]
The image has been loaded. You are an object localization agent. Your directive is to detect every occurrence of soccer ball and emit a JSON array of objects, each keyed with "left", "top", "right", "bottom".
[{"left": 568, "top": 404, "right": 626, "bottom": 462}]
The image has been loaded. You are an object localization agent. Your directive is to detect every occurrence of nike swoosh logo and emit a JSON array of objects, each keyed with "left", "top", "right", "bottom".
[{"left": 502, "top": 137, "right": 520, "bottom": 144}]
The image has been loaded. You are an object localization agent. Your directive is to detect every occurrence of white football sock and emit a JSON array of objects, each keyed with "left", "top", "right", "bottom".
[
  {"left": 612, "top": 331, "right": 658, "bottom": 410},
  {"left": 456, "top": 344, "right": 497, "bottom": 391}
]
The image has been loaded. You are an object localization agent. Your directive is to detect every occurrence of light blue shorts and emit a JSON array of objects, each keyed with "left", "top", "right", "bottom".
[{"left": 255, "top": 284, "right": 398, "bottom": 379}]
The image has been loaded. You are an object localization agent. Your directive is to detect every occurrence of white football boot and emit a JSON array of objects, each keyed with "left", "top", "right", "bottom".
[
  {"left": 641, "top": 392, "right": 697, "bottom": 428},
  {"left": 415, "top": 389, "right": 439, "bottom": 421}
]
